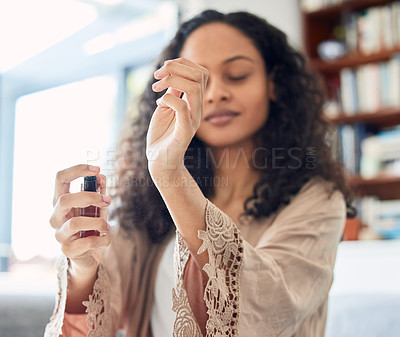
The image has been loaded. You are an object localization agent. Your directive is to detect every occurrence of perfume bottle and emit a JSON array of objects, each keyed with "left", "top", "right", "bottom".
[{"left": 80, "top": 176, "right": 100, "bottom": 238}]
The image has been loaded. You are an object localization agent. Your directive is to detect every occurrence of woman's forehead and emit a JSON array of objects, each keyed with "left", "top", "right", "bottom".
[{"left": 180, "top": 23, "right": 261, "bottom": 67}]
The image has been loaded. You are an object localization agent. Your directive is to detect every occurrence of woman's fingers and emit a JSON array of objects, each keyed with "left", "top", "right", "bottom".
[
  {"left": 153, "top": 58, "right": 208, "bottom": 96},
  {"left": 53, "top": 164, "right": 100, "bottom": 206},
  {"left": 152, "top": 74, "right": 203, "bottom": 126},
  {"left": 156, "top": 57, "right": 208, "bottom": 82},
  {"left": 98, "top": 174, "right": 107, "bottom": 194},
  {"left": 156, "top": 93, "right": 194, "bottom": 132},
  {"left": 154, "top": 59, "right": 207, "bottom": 85},
  {"left": 50, "top": 165, "right": 110, "bottom": 272},
  {"left": 55, "top": 216, "right": 110, "bottom": 269},
  {"left": 50, "top": 190, "right": 111, "bottom": 229},
  {"left": 152, "top": 58, "right": 208, "bottom": 126},
  {"left": 98, "top": 174, "right": 108, "bottom": 220},
  {"left": 170, "top": 57, "right": 208, "bottom": 71},
  {"left": 55, "top": 216, "right": 110, "bottom": 243},
  {"left": 152, "top": 73, "right": 203, "bottom": 97},
  {"left": 60, "top": 233, "right": 111, "bottom": 261},
  {"left": 147, "top": 57, "right": 208, "bottom": 176}
]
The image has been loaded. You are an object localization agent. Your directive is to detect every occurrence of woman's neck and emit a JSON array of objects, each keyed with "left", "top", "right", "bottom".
[{"left": 209, "top": 140, "right": 260, "bottom": 206}]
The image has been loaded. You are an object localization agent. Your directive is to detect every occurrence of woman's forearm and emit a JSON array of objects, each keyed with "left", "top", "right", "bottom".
[
  {"left": 147, "top": 58, "right": 210, "bottom": 266},
  {"left": 65, "top": 263, "right": 98, "bottom": 314},
  {"left": 154, "top": 167, "right": 209, "bottom": 267}
]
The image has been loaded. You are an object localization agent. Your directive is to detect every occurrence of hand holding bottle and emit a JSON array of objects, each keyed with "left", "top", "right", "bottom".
[{"left": 49, "top": 164, "right": 111, "bottom": 312}]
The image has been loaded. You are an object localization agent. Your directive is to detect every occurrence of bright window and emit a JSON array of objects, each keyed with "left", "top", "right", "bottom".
[{"left": 12, "top": 76, "right": 117, "bottom": 262}]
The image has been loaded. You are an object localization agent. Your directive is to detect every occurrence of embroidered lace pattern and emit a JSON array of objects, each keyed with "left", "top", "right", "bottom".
[
  {"left": 172, "top": 200, "right": 244, "bottom": 337},
  {"left": 83, "top": 264, "right": 112, "bottom": 336},
  {"left": 172, "top": 231, "right": 203, "bottom": 337},
  {"left": 44, "top": 255, "right": 69, "bottom": 337},
  {"left": 44, "top": 256, "right": 112, "bottom": 337}
]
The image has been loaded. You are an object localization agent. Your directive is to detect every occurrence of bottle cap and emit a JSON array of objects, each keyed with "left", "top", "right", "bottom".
[{"left": 83, "top": 176, "right": 97, "bottom": 192}]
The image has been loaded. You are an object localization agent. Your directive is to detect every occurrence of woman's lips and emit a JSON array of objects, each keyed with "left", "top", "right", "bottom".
[{"left": 204, "top": 110, "right": 239, "bottom": 126}]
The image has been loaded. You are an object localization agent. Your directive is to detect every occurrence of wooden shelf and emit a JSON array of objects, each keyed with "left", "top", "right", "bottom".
[
  {"left": 304, "top": 0, "right": 395, "bottom": 18},
  {"left": 348, "top": 175, "right": 400, "bottom": 199},
  {"left": 326, "top": 108, "right": 400, "bottom": 127},
  {"left": 311, "top": 47, "right": 400, "bottom": 73},
  {"left": 303, "top": 0, "right": 400, "bottom": 202}
]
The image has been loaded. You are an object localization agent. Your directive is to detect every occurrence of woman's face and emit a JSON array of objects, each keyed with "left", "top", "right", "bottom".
[{"left": 180, "top": 22, "right": 274, "bottom": 149}]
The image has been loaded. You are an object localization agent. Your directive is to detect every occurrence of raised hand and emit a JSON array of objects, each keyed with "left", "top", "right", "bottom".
[{"left": 146, "top": 58, "right": 208, "bottom": 181}]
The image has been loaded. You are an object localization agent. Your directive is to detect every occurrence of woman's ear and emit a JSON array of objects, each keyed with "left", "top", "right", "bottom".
[{"left": 268, "top": 79, "right": 276, "bottom": 101}]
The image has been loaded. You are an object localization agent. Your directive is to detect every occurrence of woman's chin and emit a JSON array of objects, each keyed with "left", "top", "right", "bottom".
[{"left": 196, "top": 135, "right": 252, "bottom": 150}]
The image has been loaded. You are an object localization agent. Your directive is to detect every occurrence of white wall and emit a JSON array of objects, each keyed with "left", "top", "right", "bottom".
[{"left": 178, "top": 0, "right": 303, "bottom": 49}]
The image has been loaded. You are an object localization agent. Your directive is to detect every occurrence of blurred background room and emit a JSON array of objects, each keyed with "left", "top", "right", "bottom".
[{"left": 0, "top": 0, "right": 399, "bottom": 336}]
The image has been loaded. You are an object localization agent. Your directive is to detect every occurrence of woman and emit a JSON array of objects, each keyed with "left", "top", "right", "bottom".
[{"left": 45, "top": 9, "right": 355, "bottom": 337}]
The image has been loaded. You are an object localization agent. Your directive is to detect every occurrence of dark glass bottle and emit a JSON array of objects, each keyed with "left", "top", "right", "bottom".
[{"left": 79, "top": 176, "right": 100, "bottom": 238}]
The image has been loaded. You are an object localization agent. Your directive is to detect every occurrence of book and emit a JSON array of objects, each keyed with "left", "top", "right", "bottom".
[
  {"left": 339, "top": 124, "right": 357, "bottom": 174},
  {"left": 358, "top": 197, "right": 400, "bottom": 239},
  {"left": 344, "top": 12, "right": 359, "bottom": 53},
  {"left": 338, "top": 54, "right": 400, "bottom": 112},
  {"left": 343, "top": 3, "right": 400, "bottom": 55},
  {"left": 340, "top": 68, "right": 358, "bottom": 114},
  {"left": 387, "top": 55, "right": 400, "bottom": 107},
  {"left": 360, "top": 128, "right": 400, "bottom": 177}
]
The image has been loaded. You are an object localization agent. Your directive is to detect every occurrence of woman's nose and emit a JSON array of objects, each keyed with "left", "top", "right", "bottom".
[{"left": 204, "top": 79, "right": 231, "bottom": 104}]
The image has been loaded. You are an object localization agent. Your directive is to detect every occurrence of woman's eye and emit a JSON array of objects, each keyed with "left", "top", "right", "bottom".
[{"left": 228, "top": 74, "right": 248, "bottom": 81}]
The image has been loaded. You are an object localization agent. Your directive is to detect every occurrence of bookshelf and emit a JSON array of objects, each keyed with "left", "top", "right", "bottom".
[
  {"left": 349, "top": 175, "right": 400, "bottom": 200},
  {"left": 304, "top": 0, "right": 395, "bottom": 17},
  {"left": 326, "top": 107, "right": 400, "bottom": 126},
  {"left": 301, "top": 0, "right": 400, "bottom": 239},
  {"left": 312, "top": 47, "right": 400, "bottom": 73}
]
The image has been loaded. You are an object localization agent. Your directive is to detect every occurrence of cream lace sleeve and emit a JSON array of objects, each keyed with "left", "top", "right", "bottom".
[
  {"left": 172, "top": 179, "right": 346, "bottom": 337},
  {"left": 172, "top": 199, "right": 244, "bottom": 337},
  {"left": 237, "top": 184, "right": 346, "bottom": 336},
  {"left": 82, "top": 263, "right": 113, "bottom": 335},
  {"left": 44, "top": 255, "right": 113, "bottom": 337},
  {"left": 44, "top": 255, "right": 69, "bottom": 337}
]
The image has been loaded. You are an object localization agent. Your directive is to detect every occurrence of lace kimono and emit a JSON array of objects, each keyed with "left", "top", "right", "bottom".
[{"left": 44, "top": 177, "right": 346, "bottom": 337}]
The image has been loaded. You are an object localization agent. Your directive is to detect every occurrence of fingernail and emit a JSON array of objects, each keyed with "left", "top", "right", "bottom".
[
  {"left": 156, "top": 98, "right": 162, "bottom": 105},
  {"left": 102, "top": 195, "right": 111, "bottom": 204},
  {"left": 88, "top": 165, "right": 99, "bottom": 172},
  {"left": 106, "top": 223, "right": 111, "bottom": 231},
  {"left": 152, "top": 82, "right": 159, "bottom": 90},
  {"left": 154, "top": 69, "right": 160, "bottom": 77}
]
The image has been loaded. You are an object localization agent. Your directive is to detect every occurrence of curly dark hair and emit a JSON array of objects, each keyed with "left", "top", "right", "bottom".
[{"left": 110, "top": 9, "right": 356, "bottom": 243}]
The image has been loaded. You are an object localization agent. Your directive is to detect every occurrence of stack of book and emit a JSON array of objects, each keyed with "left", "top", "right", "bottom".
[
  {"left": 337, "top": 125, "right": 400, "bottom": 177},
  {"left": 360, "top": 128, "right": 400, "bottom": 177},
  {"left": 359, "top": 197, "right": 400, "bottom": 239},
  {"left": 345, "top": 2, "right": 400, "bottom": 54},
  {"left": 339, "top": 55, "right": 400, "bottom": 114}
]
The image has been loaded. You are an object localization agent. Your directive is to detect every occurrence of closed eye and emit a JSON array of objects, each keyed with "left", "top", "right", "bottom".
[{"left": 228, "top": 74, "right": 249, "bottom": 81}]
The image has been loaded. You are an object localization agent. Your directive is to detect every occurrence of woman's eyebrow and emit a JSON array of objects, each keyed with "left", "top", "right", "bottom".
[{"left": 223, "top": 55, "right": 254, "bottom": 64}]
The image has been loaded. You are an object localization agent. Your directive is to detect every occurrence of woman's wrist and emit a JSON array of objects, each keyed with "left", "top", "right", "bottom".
[
  {"left": 154, "top": 168, "right": 209, "bottom": 264},
  {"left": 149, "top": 160, "right": 188, "bottom": 191},
  {"left": 68, "top": 259, "right": 98, "bottom": 288},
  {"left": 65, "top": 259, "right": 99, "bottom": 314}
]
